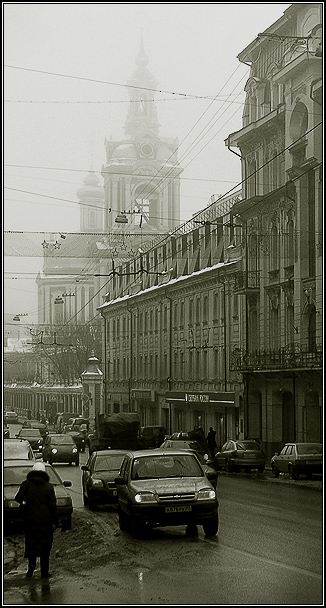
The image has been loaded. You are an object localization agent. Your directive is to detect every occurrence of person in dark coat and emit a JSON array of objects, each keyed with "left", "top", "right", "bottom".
[
  {"left": 155, "top": 427, "right": 165, "bottom": 447},
  {"left": 206, "top": 427, "right": 217, "bottom": 460},
  {"left": 189, "top": 426, "right": 209, "bottom": 453},
  {"left": 15, "top": 461, "right": 58, "bottom": 578}
]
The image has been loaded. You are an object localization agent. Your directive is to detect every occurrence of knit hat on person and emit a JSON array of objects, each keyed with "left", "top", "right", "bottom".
[{"left": 32, "top": 462, "right": 46, "bottom": 472}]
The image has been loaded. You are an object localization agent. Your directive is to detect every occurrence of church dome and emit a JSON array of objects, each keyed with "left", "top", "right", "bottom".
[
  {"left": 111, "top": 143, "right": 138, "bottom": 160},
  {"left": 77, "top": 171, "right": 104, "bottom": 201}
]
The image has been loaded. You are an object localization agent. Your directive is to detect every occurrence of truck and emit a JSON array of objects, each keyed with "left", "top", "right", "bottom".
[{"left": 87, "top": 412, "right": 141, "bottom": 454}]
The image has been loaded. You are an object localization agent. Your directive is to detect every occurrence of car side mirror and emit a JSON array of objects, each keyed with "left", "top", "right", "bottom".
[
  {"left": 81, "top": 465, "right": 89, "bottom": 471},
  {"left": 114, "top": 476, "right": 126, "bottom": 485},
  {"left": 206, "top": 470, "right": 218, "bottom": 480},
  {"left": 63, "top": 480, "right": 72, "bottom": 487}
]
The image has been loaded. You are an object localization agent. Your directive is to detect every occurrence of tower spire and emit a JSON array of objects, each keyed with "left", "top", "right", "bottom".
[{"left": 124, "top": 36, "right": 159, "bottom": 138}]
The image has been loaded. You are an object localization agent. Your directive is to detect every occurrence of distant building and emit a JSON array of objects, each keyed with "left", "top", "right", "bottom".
[{"left": 36, "top": 38, "right": 183, "bottom": 331}]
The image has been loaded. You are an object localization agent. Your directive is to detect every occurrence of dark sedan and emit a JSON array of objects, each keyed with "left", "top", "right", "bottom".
[
  {"left": 43, "top": 434, "right": 79, "bottom": 466},
  {"left": 15, "top": 428, "right": 43, "bottom": 453},
  {"left": 271, "top": 442, "right": 322, "bottom": 479},
  {"left": 81, "top": 450, "right": 127, "bottom": 510},
  {"left": 22, "top": 420, "right": 49, "bottom": 440},
  {"left": 213, "top": 439, "right": 266, "bottom": 473},
  {"left": 4, "top": 459, "right": 73, "bottom": 531}
]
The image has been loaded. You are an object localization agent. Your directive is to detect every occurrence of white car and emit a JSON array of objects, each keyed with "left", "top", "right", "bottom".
[{"left": 4, "top": 438, "right": 35, "bottom": 461}]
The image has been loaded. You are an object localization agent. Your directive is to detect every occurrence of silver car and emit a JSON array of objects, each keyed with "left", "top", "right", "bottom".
[{"left": 271, "top": 443, "right": 322, "bottom": 480}]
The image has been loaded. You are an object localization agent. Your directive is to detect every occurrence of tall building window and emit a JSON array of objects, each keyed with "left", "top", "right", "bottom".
[
  {"left": 308, "top": 170, "right": 316, "bottom": 277},
  {"left": 271, "top": 225, "right": 279, "bottom": 271},
  {"left": 286, "top": 218, "right": 295, "bottom": 266},
  {"left": 308, "top": 307, "right": 316, "bottom": 352},
  {"left": 286, "top": 304, "right": 294, "bottom": 346},
  {"left": 246, "top": 158, "right": 256, "bottom": 198},
  {"left": 189, "top": 299, "right": 193, "bottom": 325},
  {"left": 180, "top": 301, "right": 184, "bottom": 329},
  {"left": 270, "top": 306, "right": 279, "bottom": 350},
  {"left": 203, "top": 296, "right": 208, "bottom": 325}
]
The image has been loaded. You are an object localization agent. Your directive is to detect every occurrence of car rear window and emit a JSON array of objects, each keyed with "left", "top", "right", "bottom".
[
  {"left": 237, "top": 442, "right": 260, "bottom": 450},
  {"left": 4, "top": 465, "right": 62, "bottom": 485},
  {"left": 4, "top": 444, "right": 33, "bottom": 459},
  {"left": 296, "top": 444, "right": 322, "bottom": 455},
  {"left": 51, "top": 435, "right": 75, "bottom": 445},
  {"left": 20, "top": 430, "right": 42, "bottom": 437},
  {"left": 131, "top": 454, "right": 203, "bottom": 480}
]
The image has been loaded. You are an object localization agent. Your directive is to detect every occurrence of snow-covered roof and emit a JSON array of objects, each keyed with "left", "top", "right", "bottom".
[{"left": 98, "top": 260, "right": 237, "bottom": 312}]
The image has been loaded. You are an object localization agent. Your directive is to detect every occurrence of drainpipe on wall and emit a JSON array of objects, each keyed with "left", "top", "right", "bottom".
[{"left": 165, "top": 290, "right": 173, "bottom": 434}]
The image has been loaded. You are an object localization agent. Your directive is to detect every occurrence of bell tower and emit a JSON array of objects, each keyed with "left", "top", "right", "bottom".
[{"left": 101, "top": 37, "right": 182, "bottom": 234}]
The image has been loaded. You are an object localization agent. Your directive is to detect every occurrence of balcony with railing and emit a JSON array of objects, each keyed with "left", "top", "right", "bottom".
[
  {"left": 230, "top": 343, "right": 322, "bottom": 372},
  {"left": 233, "top": 270, "right": 260, "bottom": 294}
]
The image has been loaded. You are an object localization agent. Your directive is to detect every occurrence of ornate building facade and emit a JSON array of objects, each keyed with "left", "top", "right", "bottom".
[
  {"left": 99, "top": 3, "right": 322, "bottom": 456},
  {"left": 225, "top": 2, "right": 323, "bottom": 458}
]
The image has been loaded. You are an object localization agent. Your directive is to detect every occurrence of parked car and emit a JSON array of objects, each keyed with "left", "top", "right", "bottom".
[
  {"left": 160, "top": 439, "right": 210, "bottom": 461},
  {"left": 4, "top": 411, "right": 19, "bottom": 424},
  {"left": 3, "top": 459, "right": 73, "bottom": 530},
  {"left": 43, "top": 433, "right": 79, "bottom": 465},
  {"left": 185, "top": 450, "right": 218, "bottom": 489},
  {"left": 139, "top": 426, "right": 167, "bottom": 449},
  {"left": 169, "top": 432, "right": 191, "bottom": 440},
  {"left": 213, "top": 440, "right": 266, "bottom": 473},
  {"left": 4, "top": 424, "right": 10, "bottom": 439},
  {"left": 15, "top": 428, "right": 44, "bottom": 453},
  {"left": 4, "top": 438, "right": 35, "bottom": 460},
  {"left": 81, "top": 450, "right": 127, "bottom": 510},
  {"left": 271, "top": 442, "right": 323, "bottom": 480},
  {"left": 115, "top": 449, "right": 219, "bottom": 538},
  {"left": 22, "top": 419, "right": 49, "bottom": 440}
]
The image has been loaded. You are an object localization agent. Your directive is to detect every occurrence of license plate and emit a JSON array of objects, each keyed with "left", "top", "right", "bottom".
[
  {"left": 306, "top": 461, "right": 318, "bottom": 465},
  {"left": 165, "top": 505, "right": 192, "bottom": 513}
]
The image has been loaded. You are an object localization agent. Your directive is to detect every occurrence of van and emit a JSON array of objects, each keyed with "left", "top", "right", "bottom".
[{"left": 140, "top": 426, "right": 167, "bottom": 449}]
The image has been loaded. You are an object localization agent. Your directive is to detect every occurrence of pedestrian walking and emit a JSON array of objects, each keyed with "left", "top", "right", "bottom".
[
  {"left": 14, "top": 461, "right": 58, "bottom": 579},
  {"left": 206, "top": 427, "right": 217, "bottom": 460}
]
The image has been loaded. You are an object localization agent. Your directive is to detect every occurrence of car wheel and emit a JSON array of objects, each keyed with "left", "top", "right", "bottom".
[
  {"left": 130, "top": 514, "right": 144, "bottom": 539},
  {"left": 61, "top": 516, "right": 71, "bottom": 531},
  {"left": 257, "top": 466, "right": 265, "bottom": 474},
  {"left": 118, "top": 506, "right": 130, "bottom": 531},
  {"left": 272, "top": 464, "right": 279, "bottom": 478},
  {"left": 289, "top": 465, "right": 297, "bottom": 480},
  {"left": 75, "top": 459, "right": 79, "bottom": 466},
  {"left": 226, "top": 460, "right": 234, "bottom": 473},
  {"left": 88, "top": 497, "right": 96, "bottom": 511},
  {"left": 203, "top": 515, "right": 219, "bottom": 537}
]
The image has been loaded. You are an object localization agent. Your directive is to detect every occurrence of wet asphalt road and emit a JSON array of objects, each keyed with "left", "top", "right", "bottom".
[{"left": 3, "top": 443, "right": 323, "bottom": 605}]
